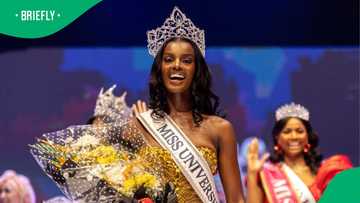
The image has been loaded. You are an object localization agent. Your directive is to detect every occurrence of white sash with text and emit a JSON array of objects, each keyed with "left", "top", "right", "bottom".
[{"left": 282, "top": 164, "right": 316, "bottom": 203}]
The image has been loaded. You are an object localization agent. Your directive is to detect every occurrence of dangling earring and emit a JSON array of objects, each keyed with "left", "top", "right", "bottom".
[
  {"left": 303, "top": 143, "right": 311, "bottom": 153},
  {"left": 274, "top": 145, "right": 280, "bottom": 152}
]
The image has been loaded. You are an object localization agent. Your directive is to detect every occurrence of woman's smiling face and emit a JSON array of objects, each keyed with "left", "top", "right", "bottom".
[
  {"left": 277, "top": 117, "right": 309, "bottom": 158},
  {"left": 161, "top": 39, "right": 196, "bottom": 94}
]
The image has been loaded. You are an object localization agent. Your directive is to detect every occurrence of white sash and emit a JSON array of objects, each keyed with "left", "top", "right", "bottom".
[
  {"left": 282, "top": 164, "right": 316, "bottom": 203},
  {"left": 137, "top": 110, "right": 219, "bottom": 203}
]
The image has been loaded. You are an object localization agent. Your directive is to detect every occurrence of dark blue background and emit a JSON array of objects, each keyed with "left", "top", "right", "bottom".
[{"left": 0, "top": 0, "right": 358, "bottom": 48}]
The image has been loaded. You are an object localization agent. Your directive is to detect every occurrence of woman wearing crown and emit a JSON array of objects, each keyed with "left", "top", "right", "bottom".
[
  {"left": 130, "top": 6, "right": 246, "bottom": 203},
  {"left": 31, "top": 6, "right": 245, "bottom": 203},
  {"left": 246, "top": 103, "right": 353, "bottom": 203}
]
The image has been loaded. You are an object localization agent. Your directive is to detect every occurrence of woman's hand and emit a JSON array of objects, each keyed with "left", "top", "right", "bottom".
[
  {"left": 247, "top": 138, "right": 269, "bottom": 175},
  {"left": 246, "top": 138, "right": 269, "bottom": 203},
  {"left": 132, "top": 100, "right": 148, "bottom": 117}
]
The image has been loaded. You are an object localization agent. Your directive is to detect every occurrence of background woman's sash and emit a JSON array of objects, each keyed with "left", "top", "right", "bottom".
[{"left": 260, "top": 163, "right": 301, "bottom": 203}]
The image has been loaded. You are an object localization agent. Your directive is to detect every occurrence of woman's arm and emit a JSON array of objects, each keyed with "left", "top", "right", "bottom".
[
  {"left": 217, "top": 119, "right": 245, "bottom": 203},
  {"left": 246, "top": 138, "right": 269, "bottom": 203}
]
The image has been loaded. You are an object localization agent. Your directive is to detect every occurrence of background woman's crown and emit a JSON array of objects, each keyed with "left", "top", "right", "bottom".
[
  {"left": 275, "top": 102, "right": 310, "bottom": 121},
  {"left": 94, "top": 85, "right": 132, "bottom": 122}
]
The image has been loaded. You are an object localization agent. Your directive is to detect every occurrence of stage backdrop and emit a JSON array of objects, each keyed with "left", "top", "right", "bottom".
[{"left": 0, "top": 47, "right": 358, "bottom": 200}]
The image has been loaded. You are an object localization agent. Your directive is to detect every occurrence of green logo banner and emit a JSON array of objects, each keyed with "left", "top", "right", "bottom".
[
  {"left": 319, "top": 167, "right": 360, "bottom": 203},
  {"left": 0, "top": 0, "right": 102, "bottom": 38}
]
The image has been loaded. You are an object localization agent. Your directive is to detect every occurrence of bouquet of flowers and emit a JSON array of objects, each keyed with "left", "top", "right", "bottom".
[{"left": 30, "top": 122, "right": 176, "bottom": 203}]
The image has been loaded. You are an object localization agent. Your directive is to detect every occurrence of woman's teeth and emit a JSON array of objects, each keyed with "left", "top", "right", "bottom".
[
  {"left": 170, "top": 73, "right": 185, "bottom": 80},
  {"left": 289, "top": 141, "right": 300, "bottom": 147}
]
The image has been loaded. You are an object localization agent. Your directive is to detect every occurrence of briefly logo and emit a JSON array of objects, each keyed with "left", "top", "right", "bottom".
[
  {"left": 0, "top": 0, "right": 102, "bottom": 38},
  {"left": 15, "top": 10, "right": 60, "bottom": 22}
]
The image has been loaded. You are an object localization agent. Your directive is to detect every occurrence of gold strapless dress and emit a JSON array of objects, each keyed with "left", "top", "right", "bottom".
[{"left": 138, "top": 146, "right": 218, "bottom": 203}]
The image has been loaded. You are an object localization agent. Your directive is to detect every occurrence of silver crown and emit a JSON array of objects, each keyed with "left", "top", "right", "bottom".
[
  {"left": 94, "top": 85, "right": 132, "bottom": 122},
  {"left": 147, "top": 6, "right": 205, "bottom": 57},
  {"left": 275, "top": 102, "right": 310, "bottom": 121}
]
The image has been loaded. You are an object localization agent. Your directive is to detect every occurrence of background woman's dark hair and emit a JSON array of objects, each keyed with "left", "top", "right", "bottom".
[
  {"left": 148, "top": 37, "right": 222, "bottom": 125},
  {"left": 270, "top": 117, "right": 323, "bottom": 174}
]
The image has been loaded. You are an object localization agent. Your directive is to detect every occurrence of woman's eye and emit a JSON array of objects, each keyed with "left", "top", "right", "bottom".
[
  {"left": 283, "top": 129, "right": 291, "bottom": 134},
  {"left": 297, "top": 129, "right": 305, "bottom": 133},
  {"left": 4, "top": 188, "right": 10, "bottom": 193},
  {"left": 163, "top": 56, "right": 173, "bottom": 62},
  {"left": 183, "top": 58, "right": 193, "bottom": 64}
]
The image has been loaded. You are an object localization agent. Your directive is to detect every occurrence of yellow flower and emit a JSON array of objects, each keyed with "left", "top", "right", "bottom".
[
  {"left": 122, "top": 173, "right": 157, "bottom": 195},
  {"left": 57, "top": 156, "right": 66, "bottom": 166},
  {"left": 93, "top": 146, "right": 119, "bottom": 164},
  {"left": 73, "top": 145, "right": 120, "bottom": 165},
  {"left": 123, "top": 178, "right": 136, "bottom": 193},
  {"left": 134, "top": 173, "right": 156, "bottom": 188}
]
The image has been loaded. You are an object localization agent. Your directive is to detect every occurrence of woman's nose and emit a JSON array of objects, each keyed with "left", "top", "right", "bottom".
[
  {"left": 173, "top": 59, "right": 181, "bottom": 69},
  {"left": 290, "top": 132, "right": 298, "bottom": 138}
]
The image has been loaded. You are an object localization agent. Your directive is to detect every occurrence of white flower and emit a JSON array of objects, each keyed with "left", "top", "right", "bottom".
[
  {"left": 63, "top": 172, "right": 69, "bottom": 179},
  {"left": 88, "top": 163, "right": 125, "bottom": 185},
  {"left": 64, "top": 137, "right": 74, "bottom": 144},
  {"left": 104, "top": 163, "right": 125, "bottom": 184},
  {"left": 71, "top": 134, "right": 100, "bottom": 148},
  {"left": 86, "top": 174, "right": 93, "bottom": 181}
]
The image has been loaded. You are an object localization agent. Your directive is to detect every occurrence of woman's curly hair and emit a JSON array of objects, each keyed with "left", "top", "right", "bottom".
[
  {"left": 0, "top": 170, "right": 36, "bottom": 203},
  {"left": 148, "top": 37, "right": 223, "bottom": 125},
  {"left": 270, "top": 117, "right": 323, "bottom": 174}
]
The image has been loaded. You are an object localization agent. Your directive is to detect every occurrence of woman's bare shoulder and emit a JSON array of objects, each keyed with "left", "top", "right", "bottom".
[
  {"left": 203, "top": 115, "right": 235, "bottom": 140},
  {"left": 205, "top": 115, "right": 233, "bottom": 129}
]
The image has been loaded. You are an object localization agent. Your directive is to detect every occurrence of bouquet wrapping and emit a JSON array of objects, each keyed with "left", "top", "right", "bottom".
[{"left": 30, "top": 122, "right": 177, "bottom": 203}]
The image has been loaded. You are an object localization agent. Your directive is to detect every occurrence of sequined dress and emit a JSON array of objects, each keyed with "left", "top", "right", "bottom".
[
  {"left": 99, "top": 118, "right": 219, "bottom": 202},
  {"left": 138, "top": 146, "right": 218, "bottom": 203}
]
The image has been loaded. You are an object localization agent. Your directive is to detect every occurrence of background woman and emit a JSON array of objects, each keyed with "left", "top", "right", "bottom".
[{"left": 246, "top": 103, "right": 352, "bottom": 203}]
